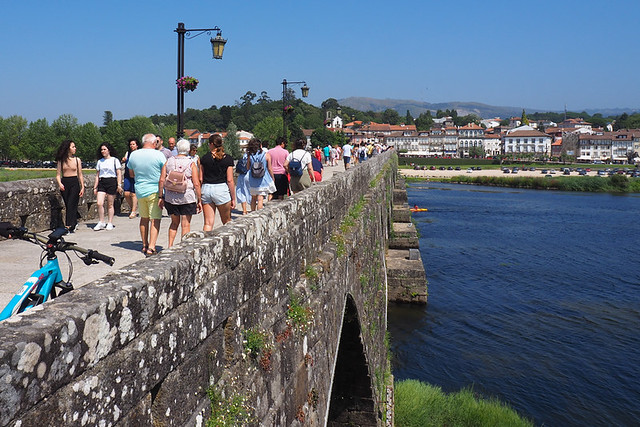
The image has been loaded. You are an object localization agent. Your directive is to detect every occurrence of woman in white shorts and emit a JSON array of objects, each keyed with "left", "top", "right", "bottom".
[{"left": 199, "top": 134, "right": 236, "bottom": 230}]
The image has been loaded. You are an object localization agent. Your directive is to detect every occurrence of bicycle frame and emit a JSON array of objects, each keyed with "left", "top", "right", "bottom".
[
  {"left": 0, "top": 256, "right": 66, "bottom": 321},
  {"left": 0, "top": 224, "right": 114, "bottom": 322}
]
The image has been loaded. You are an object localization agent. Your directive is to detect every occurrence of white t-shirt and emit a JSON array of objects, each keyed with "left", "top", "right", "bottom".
[
  {"left": 342, "top": 144, "right": 353, "bottom": 157},
  {"left": 287, "top": 149, "right": 312, "bottom": 169},
  {"left": 96, "top": 157, "right": 121, "bottom": 178}
]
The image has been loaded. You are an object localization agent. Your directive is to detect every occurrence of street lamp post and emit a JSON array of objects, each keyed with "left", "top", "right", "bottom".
[
  {"left": 175, "top": 22, "right": 227, "bottom": 139},
  {"left": 281, "top": 79, "right": 309, "bottom": 141}
]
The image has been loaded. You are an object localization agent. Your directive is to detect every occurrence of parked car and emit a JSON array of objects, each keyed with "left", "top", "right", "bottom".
[
  {"left": 563, "top": 168, "right": 571, "bottom": 175},
  {"left": 578, "top": 170, "right": 587, "bottom": 176},
  {"left": 541, "top": 169, "right": 548, "bottom": 174},
  {"left": 503, "top": 168, "right": 511, "bottom": 174},
  {"left": 466, "top": 168, "right": 473, "bottom": 173}
]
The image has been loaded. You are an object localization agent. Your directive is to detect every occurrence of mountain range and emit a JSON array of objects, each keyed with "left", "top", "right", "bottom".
[{"left": 337, "top": 97, "right": 638, "bottom": 119}]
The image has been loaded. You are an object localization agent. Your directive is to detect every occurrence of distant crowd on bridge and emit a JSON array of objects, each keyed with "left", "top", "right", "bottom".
[{"left": 55, "top": 135, "right": 392, "bottom": 256}]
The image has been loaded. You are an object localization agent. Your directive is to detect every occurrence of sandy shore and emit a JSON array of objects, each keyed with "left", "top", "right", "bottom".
[{"left": 400, "top": 167, "right": 600, "bottom": 179}]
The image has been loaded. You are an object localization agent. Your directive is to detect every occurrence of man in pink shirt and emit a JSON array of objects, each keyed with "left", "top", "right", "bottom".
[{"left": 268, "top": 137, "right": 290, "bottom": 199}]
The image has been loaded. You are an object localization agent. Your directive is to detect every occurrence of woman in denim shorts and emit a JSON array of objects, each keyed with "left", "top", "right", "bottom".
[{"left": 199, "top": 134, "right": 236, "bottom": 230}]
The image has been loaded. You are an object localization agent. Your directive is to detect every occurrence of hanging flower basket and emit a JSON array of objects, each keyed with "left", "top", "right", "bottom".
[
  {"left": 284, "top": 105, "right": 294, "bottom": 114},
  {"left": 177, "top": 76, "right": 199, "bottom": 92}
]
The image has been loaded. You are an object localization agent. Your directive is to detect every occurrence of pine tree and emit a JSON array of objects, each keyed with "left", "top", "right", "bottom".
[
  {"left": 223, "top": 122, "right": 241, "bottom": 159},
  {"left": 521, "top": 109, "right": 530, "bottom": 126}
]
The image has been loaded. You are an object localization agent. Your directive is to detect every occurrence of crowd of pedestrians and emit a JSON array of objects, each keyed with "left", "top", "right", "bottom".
[{"left": 54, "top": 134, "right": 390, "bottom": 256}]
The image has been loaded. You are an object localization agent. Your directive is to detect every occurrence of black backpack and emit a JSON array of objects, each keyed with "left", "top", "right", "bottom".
[{"left": 250, "top": 153, "right": 265, "bottom": 178}]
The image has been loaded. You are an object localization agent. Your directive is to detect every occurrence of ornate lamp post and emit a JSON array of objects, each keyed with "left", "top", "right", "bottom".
[
  {"left": 281, "top": 79, "right": 309, "bottom": 141},
  {"left": 175, "top": 22, "right": 227, "bottom": 139}
]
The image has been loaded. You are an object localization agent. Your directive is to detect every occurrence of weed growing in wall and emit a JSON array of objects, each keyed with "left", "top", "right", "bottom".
[
  {"left": 206, "top": 386, "right": 254, "bottom": 427},
  {"left": 242, "top": 328, "right": 273, "bottom": 372},
  {"left": 304, "top": 265, "right": 320, "bottom": 291},
  {"left": 330, "top": 234, "right": 347, "bottom": 257},
  {"left": 287, "top": 290, "right": 314, "bottom": 331},
  {"left": 243, "top": 328, "right": 268, "bottom": 358},
  {"left": 307, "top": 388, "right": 319, "bottom": 409}
]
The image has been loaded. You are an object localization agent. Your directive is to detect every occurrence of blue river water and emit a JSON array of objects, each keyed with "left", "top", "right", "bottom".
[{"left": 388, "top": 182, "right": 640, "bottom": 426}]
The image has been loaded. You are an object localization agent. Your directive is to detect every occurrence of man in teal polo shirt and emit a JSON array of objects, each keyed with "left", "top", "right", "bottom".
[{"left": 127, "top": 133, "right": 167, "bottom": 256}]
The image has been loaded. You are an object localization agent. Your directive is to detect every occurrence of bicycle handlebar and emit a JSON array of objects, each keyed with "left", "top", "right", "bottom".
[
  {"left": 87, "top": 250, "right": 115, "bottom": 266},
  {"left": 0, "top": 222, "right": 115, "bottom": 266}
]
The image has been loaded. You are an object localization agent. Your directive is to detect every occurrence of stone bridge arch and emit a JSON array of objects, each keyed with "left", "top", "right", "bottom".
[{"left": 328, "top": 293, "right": 379, "bottom": 426}]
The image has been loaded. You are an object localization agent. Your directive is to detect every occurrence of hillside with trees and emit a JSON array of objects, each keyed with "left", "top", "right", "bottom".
[{"left": 2, "top": 90, "right": 639, "bottom": 162}]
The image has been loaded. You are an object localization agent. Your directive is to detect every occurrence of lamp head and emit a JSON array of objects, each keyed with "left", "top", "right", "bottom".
[{"left": 210, "top": 31, "right": 227, "bottom": 59}]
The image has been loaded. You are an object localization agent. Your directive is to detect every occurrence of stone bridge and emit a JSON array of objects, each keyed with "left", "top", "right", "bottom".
[{"left": 0, "top": 152, "right": 412, "bottom": 426}]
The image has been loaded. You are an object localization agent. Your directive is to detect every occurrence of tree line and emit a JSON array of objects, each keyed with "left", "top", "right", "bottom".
[{"left": 2, "top": 88, "right": 639, "bottom": 162}]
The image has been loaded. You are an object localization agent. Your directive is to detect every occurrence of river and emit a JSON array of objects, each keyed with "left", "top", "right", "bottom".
[{"left": 388, "top": 182, "right": 640, "bottom": 426}]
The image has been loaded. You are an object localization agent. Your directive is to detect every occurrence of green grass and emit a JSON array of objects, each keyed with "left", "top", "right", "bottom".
[
  {"left": 0, "top": 168, "right": 96, "bottom": 182},
  {"left": 440, "top": 174, "right": 640, "bottom": 193},
  {"left": 0, "top": 168, "right": 57, "bottom": 181},
  {"left": 395, "top": 379, "right": 533, "bottom": 427}
]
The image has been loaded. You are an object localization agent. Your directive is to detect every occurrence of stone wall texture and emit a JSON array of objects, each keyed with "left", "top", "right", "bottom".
[
  {"left": 0, "top": 152, "right": 398, "bottom": 426},
  {"left": 0, "top": 175, "right": 101, "bottom": 232}
]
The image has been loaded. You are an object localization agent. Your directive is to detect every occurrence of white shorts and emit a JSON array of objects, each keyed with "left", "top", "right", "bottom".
[{"left": 202, "top": 183, "right": 231, "bottom": 206}]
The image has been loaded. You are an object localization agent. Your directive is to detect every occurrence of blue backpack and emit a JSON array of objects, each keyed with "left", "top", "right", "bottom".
[
  {"left": 289, "top": 153, "right": 303, "bottom": 177},
  {"left": 235, "top": 156, "right": 248, "bottom": 174}
]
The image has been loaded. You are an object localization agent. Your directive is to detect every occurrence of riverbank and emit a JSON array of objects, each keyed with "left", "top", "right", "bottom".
[{"left": 400, "top": 168, "right": 640, "bottom": 192}]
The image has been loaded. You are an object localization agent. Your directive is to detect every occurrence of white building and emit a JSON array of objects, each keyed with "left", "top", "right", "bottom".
[
  {"left": 503, "top": 125, "right": 551, "bottom": 157},
  {"left": 457, "top": 123, "right": 484, "bottom": 157}
]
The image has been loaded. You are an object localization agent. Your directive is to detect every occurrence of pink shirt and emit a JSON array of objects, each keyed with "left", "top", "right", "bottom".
[{"left": 268, "top": 145, "right": 289, "bottom": 175}]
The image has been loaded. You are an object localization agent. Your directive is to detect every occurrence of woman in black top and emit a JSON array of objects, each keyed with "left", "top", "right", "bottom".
[{"left": 199, "top": 134, "right": 236, "bottom": 230}]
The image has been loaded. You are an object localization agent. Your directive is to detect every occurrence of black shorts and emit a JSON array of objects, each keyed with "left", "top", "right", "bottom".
[
  {"left": 273, "top": 174, "right": 289, "bottom": 196},
  {"left": 97, "top": 177, "right": 118, "bottom": 195},
  {"left": 164, "top": 201, "right": 197, "bottom": 216}
]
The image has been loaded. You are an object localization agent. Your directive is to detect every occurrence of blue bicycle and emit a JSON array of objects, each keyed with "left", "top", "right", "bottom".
[{"left": 0, "top": 222, "right": 115, "bottom": 321}]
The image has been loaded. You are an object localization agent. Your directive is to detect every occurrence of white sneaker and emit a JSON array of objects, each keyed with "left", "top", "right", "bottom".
[
  {"left": 93, "top": 222, "right": 106, "bottom": 231},
  {"left": 106, "top": 223, "right": 115, "bottom": 230}
]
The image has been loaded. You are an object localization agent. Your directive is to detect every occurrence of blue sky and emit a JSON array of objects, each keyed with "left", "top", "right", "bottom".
[{"left": 1, "top": 0, "right": 639, "bottom": 125}]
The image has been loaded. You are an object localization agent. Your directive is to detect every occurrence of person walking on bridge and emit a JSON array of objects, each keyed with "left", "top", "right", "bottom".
[
  {"left": 127, "top": 133, "right": 167, "bottom": 256},
  {"left": 268, "top": 136, "right": 289, "bottom": 200},
  {"left": 55, "top": 140, "right": 84, "bottom": 233}
]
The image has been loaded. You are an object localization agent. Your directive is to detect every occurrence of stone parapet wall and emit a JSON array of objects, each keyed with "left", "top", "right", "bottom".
[
  {"left": 0, "top": 175, "right": 100, "bottom": 232},
  {"left": 0, "top": 152, "right": 398, "bottom": 426}
]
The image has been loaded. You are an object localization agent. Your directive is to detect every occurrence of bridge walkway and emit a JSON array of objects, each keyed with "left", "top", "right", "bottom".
[{"left": 0, "top": 164, "right": 344, "bottom": 309}]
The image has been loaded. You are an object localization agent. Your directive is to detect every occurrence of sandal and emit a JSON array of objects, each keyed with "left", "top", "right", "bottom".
[
  {"left": 141, "top": 245, "right": 148, "bottom": 254},
  {"left": 129, "top": 211, "right": 137, "bottom": 219},
  {"left": 145, "top": 248, "right": 158, "bottom": 257}
]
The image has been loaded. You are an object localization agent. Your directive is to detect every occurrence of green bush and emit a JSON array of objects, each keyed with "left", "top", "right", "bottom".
[
  {"left": 443, "top": 175, "right": 640, "bottom": 193},
  {"left": 395, "top": 379, "right": 533, "bottom": 427}
]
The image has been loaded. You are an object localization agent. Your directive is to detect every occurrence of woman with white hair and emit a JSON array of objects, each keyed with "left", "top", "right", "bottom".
[{"left": 158, "top": 138, "right": 202, "bottom": 248}]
